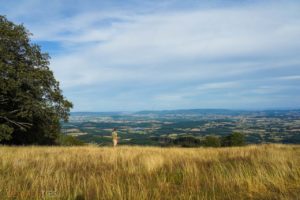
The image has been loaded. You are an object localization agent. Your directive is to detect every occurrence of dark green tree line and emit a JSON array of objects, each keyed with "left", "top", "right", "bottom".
[
  {"left": 159, "top": 132, "right": 245, "bottom": 147},
  {"left": 0, "top": 15, "right": 72, "bottom": 144}
]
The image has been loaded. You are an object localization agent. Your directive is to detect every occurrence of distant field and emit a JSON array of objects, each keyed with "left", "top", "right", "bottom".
[
  {"left": 64, "top": 110, "right": 300, "bottom": 145},
  {"left": 0, "top": 145, "right": 300, "bottom": 200}
]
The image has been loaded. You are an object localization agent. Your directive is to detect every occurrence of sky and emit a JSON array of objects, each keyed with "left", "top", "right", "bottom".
[{"left": 1, "top": 0, "right": 300, "bottom": 111}]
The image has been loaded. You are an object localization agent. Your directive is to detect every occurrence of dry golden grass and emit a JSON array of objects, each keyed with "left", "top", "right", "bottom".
[{"left": 0, "top": 144, "right": 300, "bottom": 200}]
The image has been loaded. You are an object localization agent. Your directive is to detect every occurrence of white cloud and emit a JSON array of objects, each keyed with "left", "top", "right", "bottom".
[
  {"left": 196, "top": 81, "right": 239, "bottom": 90},
  {"left": 42, "top": 3, "right": 300, "bottom": 90}
]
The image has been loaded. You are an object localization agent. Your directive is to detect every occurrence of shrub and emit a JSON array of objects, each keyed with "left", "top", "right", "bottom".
[
  {"left": 174, "top": 136, "right": 201, "bottom": 147},
  {"left": 203, "top": 136, "right": 221, "bottom": 147},
  {"left": 221, "top": 132, "right": 245, "bottom": 147},
  {"left": 56, "top": 134, "right": 85, "bottom": 146}
]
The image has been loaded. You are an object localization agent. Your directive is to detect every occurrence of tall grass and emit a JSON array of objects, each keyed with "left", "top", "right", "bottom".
[{"left": 0, "top": 144, "right": 299, "bottom": 200}]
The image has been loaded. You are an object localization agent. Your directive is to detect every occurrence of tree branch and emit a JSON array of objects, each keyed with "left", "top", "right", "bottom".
[{"left": 0, "top": 116, "right": 32, "bottom": 129}]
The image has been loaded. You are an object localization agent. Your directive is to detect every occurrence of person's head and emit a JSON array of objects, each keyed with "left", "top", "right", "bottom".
[{"left": 113, "top": 128, "right": 117, "bottom": 131}]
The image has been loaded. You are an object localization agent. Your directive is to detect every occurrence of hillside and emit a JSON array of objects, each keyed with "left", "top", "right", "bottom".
[{"left": 0, "top": 144, "right": 299, "bottom": 199}]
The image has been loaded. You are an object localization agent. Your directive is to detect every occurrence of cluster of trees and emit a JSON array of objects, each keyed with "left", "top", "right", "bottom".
[
  {"left": 0, "top": 16, "right": 72, "bottom": 145},
  {"left": 156, "top": 132, "right": 245, "bottom": 147}
]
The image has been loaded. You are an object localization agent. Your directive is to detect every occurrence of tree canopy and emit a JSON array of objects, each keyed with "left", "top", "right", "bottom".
[
  {"left": 0, "top": 15, "right": 72, "bottom": 145},
  {"left": 221, "top": 132, "right": 245, "bottom": 147},
  {"left": 203, "top": 135, "right": 221, "bottom": 147}
]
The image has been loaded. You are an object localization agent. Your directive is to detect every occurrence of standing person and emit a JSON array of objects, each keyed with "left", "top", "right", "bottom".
[{"left": 112, "top": 128, "right": 118, "bottom": 147}]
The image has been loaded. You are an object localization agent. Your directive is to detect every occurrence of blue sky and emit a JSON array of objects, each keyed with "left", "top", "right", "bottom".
[{"left": 1, "top": 0, "right": 300, "bottom": 111}]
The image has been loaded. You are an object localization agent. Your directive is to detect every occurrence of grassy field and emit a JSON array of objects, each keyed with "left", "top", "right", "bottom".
[{"left": 0, "top": 144, "right": 299, "bottom": 200}]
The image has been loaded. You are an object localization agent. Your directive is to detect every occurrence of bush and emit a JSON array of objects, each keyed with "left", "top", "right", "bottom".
[
  {"left": 203, "top": 136, "right": 221, "bottom": 147},
  {"left": 174, "top": 136, "right": 201, "bottom": 147},
  {"left": 221, "top": 132, "right": 245, "bottom": 147},
  {"left": 56, "top": 134, "right": 85, "bottom": 146}
]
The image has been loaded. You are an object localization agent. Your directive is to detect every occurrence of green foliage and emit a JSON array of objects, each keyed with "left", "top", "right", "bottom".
[
  {"left": 0, "top": 124, "right": 13, "bottom": 141},
  {"left": 221, "top": 132, "right": 245, "bottom": 147},
  {"left": 174, "top": 136, "right": 201, "bottom": 147},
  {"left": 0, "top": 15, "right": 72, "bottom": 144},
  {"left": 203, "top": 136, "right": 221, "bottom": 147},
  {"left": 56, "top": 134, "right": 85, "bottom": 146}
]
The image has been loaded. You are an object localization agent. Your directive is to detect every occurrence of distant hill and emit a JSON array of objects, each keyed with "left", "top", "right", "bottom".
[
  {"left": 71, "top": 109, "right": 300, "bottom": 117},
  {"left": 71, "top": 112, "right": 125, "bottom": 116},
  {"left": 135, "top": 109, "right": 245, "bottom": 116}
]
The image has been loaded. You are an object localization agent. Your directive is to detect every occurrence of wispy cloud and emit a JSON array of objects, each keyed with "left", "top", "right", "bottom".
[{"left": 277, "top": 75, "right": 300, "bottom": 80}]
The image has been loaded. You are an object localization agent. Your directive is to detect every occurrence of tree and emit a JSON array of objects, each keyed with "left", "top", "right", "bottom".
[
  {"left": 0, "top": 15, "right": 72, "bottom": 144},
  {"left": 174, "top": 136, "right": 201, "bottom": 147},
  {"left": 203, "top": 135, "right": 221, "bottom": 147},
  {"left": 221, "top": 132, "right": 245, "bottom": 147}
]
